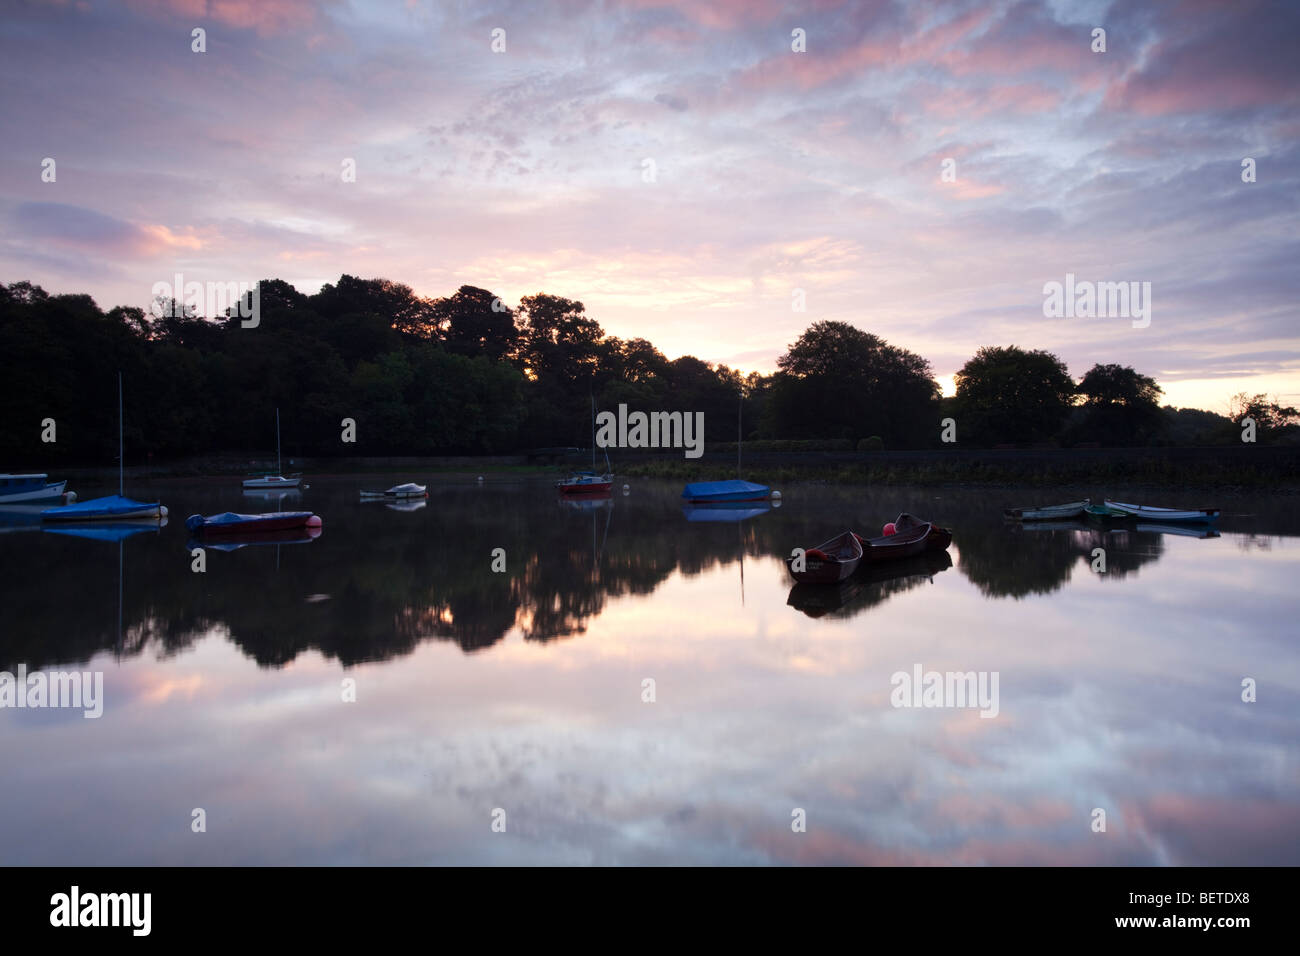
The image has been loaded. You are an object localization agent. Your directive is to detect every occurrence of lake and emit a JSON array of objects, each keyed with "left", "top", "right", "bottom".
[{"left": 1, "top": 478, "right": 1296, "bottom": 865}]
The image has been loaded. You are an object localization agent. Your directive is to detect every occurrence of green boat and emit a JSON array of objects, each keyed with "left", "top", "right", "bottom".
[{"left": 1085, "top": 503, "right": 1132, "bottom": 518}]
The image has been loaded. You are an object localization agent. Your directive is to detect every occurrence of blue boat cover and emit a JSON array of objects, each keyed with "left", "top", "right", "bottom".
[
  {"left": 186, "top": 511, "right": 313, "bottom": 531},
  {"left": 41, "top": 495, "right": 160, "bottom": 520},
  {"left": 681, "top": 479, "right": 771, "bottom": 502}
]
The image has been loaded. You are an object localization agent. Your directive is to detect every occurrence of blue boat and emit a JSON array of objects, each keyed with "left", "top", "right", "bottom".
[
  {"left": 186, "top": 511, "right": 318, "bottom": 534},
  {"left": 42, "top": 494, "right": 167, "bottom": 522},
  {"left": 681, "top": 479, "right": 771, "bottom": 503}
]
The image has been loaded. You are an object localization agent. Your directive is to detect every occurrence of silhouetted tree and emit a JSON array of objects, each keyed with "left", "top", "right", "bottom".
[{"left": 954, "top": 345, "right": 1074, "bottom": 445}]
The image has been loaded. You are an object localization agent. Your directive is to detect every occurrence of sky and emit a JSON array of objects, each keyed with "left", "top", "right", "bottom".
[{"left": 1, "top": 0, "right": 1297, "bottom": 412}]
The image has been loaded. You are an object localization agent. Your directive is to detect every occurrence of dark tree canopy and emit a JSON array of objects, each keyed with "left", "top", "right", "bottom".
[
  {"left": 1073, "top": 363, "right": 1164, "bottom": 445},
  {"left": 431, "top": 285, "right": 518, "bottom": 362},
  {"left": 765, "top": 321, "right": 939, "bottom": 448},
  {"left": 1229, "top": 392, "right": 1300, "bottom": 442},
  {"left": 0, "top": 277, "right": 1257, "bottom": 464},
  {"left": 954, "top": 345, "right": 1075, "bottom": 445}
]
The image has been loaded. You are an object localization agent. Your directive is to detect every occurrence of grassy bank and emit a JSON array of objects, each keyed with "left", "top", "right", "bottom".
[{"left": 617, "top": 446, "right": 1300, "bottom": 491}]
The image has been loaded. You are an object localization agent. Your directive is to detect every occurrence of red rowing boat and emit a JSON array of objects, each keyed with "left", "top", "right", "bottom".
[
  {"left": 893, "top": 512, "right": 953, "bottom": 551},
  {"left": 786, "top": 530, "right": 864, "bottom": 584},
  {"left": 854, "top": 521, "right": 939, "bottom": 563}
]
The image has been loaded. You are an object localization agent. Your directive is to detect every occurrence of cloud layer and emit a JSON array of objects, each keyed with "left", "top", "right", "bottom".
[{"left": 1, "top": 0, "right": 1297, "bottom": 409}]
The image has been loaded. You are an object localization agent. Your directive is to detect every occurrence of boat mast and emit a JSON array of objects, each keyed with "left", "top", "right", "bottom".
[
  {"left": 590, "top": 393, "right": 596, "bottom": 471},
  {"left": 118, "top": 371, "right": 124, "bottom": 496},
  {"left": 276, "top": 407, "right": 282, "bottom": 476},
  {"left": 737, "top": 390, "right": 742, "bottom": 478}
]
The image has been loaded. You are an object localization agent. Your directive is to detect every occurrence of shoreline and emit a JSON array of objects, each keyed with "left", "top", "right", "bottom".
[{"left": 27, "top": 444, "right": 1299, "bottom": 493}]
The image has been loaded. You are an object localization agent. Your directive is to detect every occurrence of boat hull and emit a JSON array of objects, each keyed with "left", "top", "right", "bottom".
[
  {"left": 682, "top": 479, "right": 771, "bottom": 503},
  {"left": 242, "top": 476, "right": 301, "bottom": 489},
  {"left": 786, "top": 530, "right": 863, "bottom": 584},
  {"left": 0, "top": 479, "right": 67, "bottom": 504},
  {"left": 1104, "top": 500, "right": 1219, "bottom": 523},
  {"left": 361, "top": 483, "right": 428, "bottom": 499},
  {"left": 855, "top": 522, "right": 938, "bottom": 563},
  {"left": 1004, "top": 499, "right": 1089, "bottom": 520},
  {"left": 41, "top": 495, "right": 166, "bottom": 522},
  {"left": 558, "top": 479, "right": 612, "bottom": 496},
  {"left": 1085, "top": 504, "right": 1132, "bottom": 518},
  {"left": 892, "top": 513, "right": 954, "bottom": 551},
  {"left": 186, "top": 511, "right": 318, "bottom": 534}
]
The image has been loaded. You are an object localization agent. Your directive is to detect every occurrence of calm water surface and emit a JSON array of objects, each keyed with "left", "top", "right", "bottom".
[{"left": 1, "top": 478, "right": 1297, "bottom": 865}]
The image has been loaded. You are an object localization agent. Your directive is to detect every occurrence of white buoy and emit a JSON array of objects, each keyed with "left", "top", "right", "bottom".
[
  {"left": 771, "top": 490, "right": 782, "bottom": 500},
  {"left": 622, "top": 484, "right": 630, "bottom": 495},
  {"left": 477, "top": 476, "right": 484, "bottom": 483}
]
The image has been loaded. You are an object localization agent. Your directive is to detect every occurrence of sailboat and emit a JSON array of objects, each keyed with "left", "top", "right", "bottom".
[
  {"left": 557, "top": 394, "right": 613, "bottom": 496},
  {"left": 681, "top": 390, "right": 770, "bottom": 503},
  {"left": 41, "top": 374, "right": 168, "bottom": 523},
  {"left": 243, "top": 408, "right": 301, "bottom": 488}
]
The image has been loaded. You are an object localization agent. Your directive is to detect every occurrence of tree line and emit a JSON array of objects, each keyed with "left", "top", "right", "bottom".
[{"left": 0, "top": 276, "right": 1293, "bottom": 465}]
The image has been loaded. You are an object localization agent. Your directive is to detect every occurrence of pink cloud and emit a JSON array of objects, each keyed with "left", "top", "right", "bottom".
[
  {"left": 123, "top": 0, "right": 321, "bottom": 35},
  {"left": 616, "top": 0, "right": 791, "bottom": 31}
]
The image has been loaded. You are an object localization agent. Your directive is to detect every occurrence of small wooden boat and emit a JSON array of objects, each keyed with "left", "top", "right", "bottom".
[
  {"left": 854, "top": 521, "right": 938, "bottom": 563},
  {"left": 681, "top": 479, "right": 770, "bottom": 503},
  {"left": 1004, "top": 499, "right": 1090, "bottom": 520},
  {"left": 360, "top": 482, "right": 427, "bottom": 499},
  {"left": 1104, "top": 500, "right": 1219, "bottom": 523},
  {"left": 892, "top": 512, "right": 953, "bottom": 551},
  {"left": 0, "top": 473, "right": 69, "bottom": 504},
  {"left": 786, "top": 530, "right": 864, "bottom": 584},
  {"left": 1085, "top": 503, "right": 1131, "bottom": 518},
  {"left": 185, "top": 511, "right": 321, "bottom": 534}
]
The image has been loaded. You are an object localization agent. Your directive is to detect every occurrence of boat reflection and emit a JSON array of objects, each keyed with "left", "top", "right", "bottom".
[
  {"left": 787, "top": 550, "right": 953, "bottom": 619},
  {"left": 681, "top": 502, "right": 770, "bottom": 522},
  {"left": 43, "top": 519, "right": 167, "bottom": 542},
  {"left": 188, "top": 526, "right": 322, "bottom": 552},
  {"left": 385, "top": 499, "right": 427, "bottom": 513},
  {"left": 0, "top": 505, "right": 47, "bottom": 535}
]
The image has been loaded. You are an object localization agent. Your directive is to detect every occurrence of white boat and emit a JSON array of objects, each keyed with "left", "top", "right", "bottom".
[
  {"left": 1104, "top": 500, "right": 1219, "bottom": 523},
  {"left": 243, "top": 408, "right": 301, "bottom": 488},
  {"left": 360, "top": 482, "right": 427, "bottom": 499},
  {"left": 243, "top": 474, "right": 301, "bottom": 489},
  {"left": 0, "top": 474, "right": 69, "bottom": 504}
]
